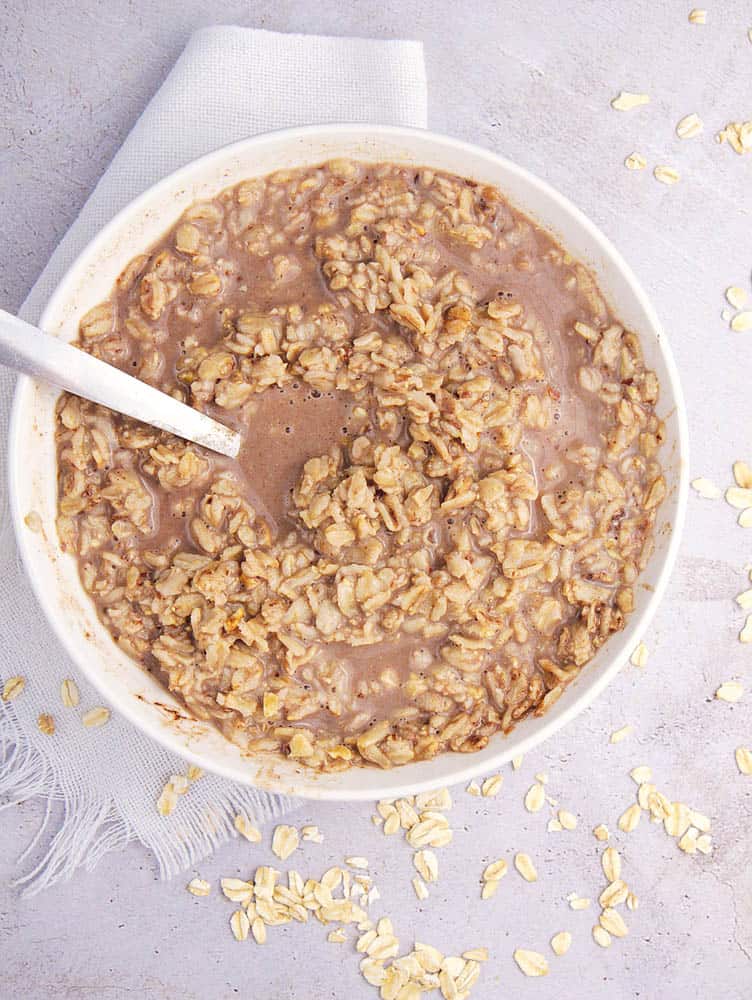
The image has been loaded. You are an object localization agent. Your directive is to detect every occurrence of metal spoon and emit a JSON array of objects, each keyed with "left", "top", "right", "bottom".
[{"left": 0, "top": 309, "right": 241, "bottom": 458}]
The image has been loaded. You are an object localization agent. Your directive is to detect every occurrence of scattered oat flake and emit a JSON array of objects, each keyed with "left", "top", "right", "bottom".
[
  {"left": 328, "top": 927, "right": 347, "bottom": 944},
  {"left": 272, "top": 825, "right": 299, "bottom": 861},
  {"left": 345, "top": 856, "right": 369, "bottom": 870},
  {"left": 170, "top": 774, "right": 190, "bottom": 795},
  {"left": 735, "top": 747, "right": 752, "bottom": 774},
  {"left": 618, "top": 803, "right": 642, "bottom": 832},
  {"left": 602, "top": 847, "right": 622, "bottom": 882},
  {"left": 301, "top": 824, "right": 323, "bottom": 843},
  {"left": 524, "top": 782, "right": 546, "bottom": 813},
  {"left": 251, "top": 916, "right": 267, "bottom": 945},
  {"left": 2, "top": 676, "right": 25, "bottom": 702},
  {"left": 220, "top": 877, "right": 253, "bottom": 903},
  {"left": 637, "top": 781, "right": 656, "bottom": 812},
  {"left": 697, "top": 833, "right": 713, "bottom": 854},
  {"left": 696, "top": 833, "right": 713, "bottom": 854},
  {"left": 648, "top": 789, "right": 673, "bottom": 822},
  {"left": 415, "top": 787, "right": 452, "bottom": 811},
  {"left": 654, "top": 165, "right": 680, "bottom": 185},
  {"left": 382, "top": 812, "right": 400, "bottom": 836},
  {"left": 600, "top": 879, "right": 629, "bottom": 908},
  {"left": 678, "top": 827, "right": 699, "bottom": 854},
  {"left": 630, "top": 766, "right": 652, "bottom": 786},
  {"left": 482, "top": 774, "right": 503, "bottom": 797},
  {"left": 463, "top": 948, "right": 489, "bottom": 962},
  {"left": 738, "top": 588, "right": 752, "bottom": 610},
  {"left": 593, "top": 925, "right": 612, "bottom": 948},
  {"left": 414, "top": 849, "right": 439, "bottom": 882},
  {"left": 715, "top": 681, "right": 744, "bottom": 703},
  {"left": 727, "top": 288, "right": 749, "bottom": 311},
  {"left": 688, "top": 7, "right": 706, "bottom": 23},
  {"left": 187, "top": 877, "right": 211, "bottom": 897},
  {"left": 483, "top": 859, "right": 509, "bottom": 883},
  {"left": 731, "top": 311, "right": 752, "bottom": 332},
  {"left": 363, "top": 885, "right": 380, "bottom": 906},
  {"left": 690, "top": 809, "right": 711, "bottom": 833},
  {"left": 377, "top": 799, "right": 397, "bottom": 818},
  {"left": 37, "top": 713, "right": 55, "bottom": 735},
  {"left": 405, "top": 812, "right": 452, "bottom": 849},
  {"left": 739, "top": 616, "right": 752, "bottom": 643},
  {"left": 624, "top": 152, "right": 647, "bottom": 171},
  {"left": 679, "top": 829, "right": 713, "bottom": 854},
  {"left": 60, "top": 678, "right": 80, "bottom": 707},
  {"left": 234, "top": 814, "right": 262, "bottom": 843},
  {"left": 82, "top": 706, "right": 110, "bottom": 728},
  {"left": 630, "top": 642, "right": 648, "bottom": 667},
  {"left": 467, "top": 780, "right": 481, "bottom": 796},
  {"left": 396, "top": 799, "right": 420, "bottom": 829},
  {"left": 481, "top": 878, "right": 501, "bottom": 900},
  {"left": 157, "top": 781, "right": 179, "bottom": 817},
  {"left": 550, "top": 931, "right": 572, "bottom": 957},
  {"left": 230, "top": 909, "right": 250, "bottom": 942},
  {"left": 676, "top": 113, "right": 703, "bottom": 139},
  {"left": 547, "top": 818, "right": 563, "bottom": 833},
  {"left": 716, "top": 121, "right": 752, "bottom": 155},
  {"left": 593, "top": 824, "right": 610, "bottom": 841},
  {"left": 514, "top": 949, "right": 549, "bottom": 977},
  {"left": 734, "top": 460, "right": 752, "bottom": 489},
  {"left": 558, "top": 810, "right": 577, "bottom": 830},
  {"left": 740, "top": 509, "right": 752, "bottom": 528},
  {"left": 626, "top": 891, "right": 639, "bottom": 911},
  {"left": 512, "top": 755, "right": 524, "bottom": 770},
  {"left": 187, "top": 765, "right": 203, "bottom": 781},
  {"left": 664, "top": 801, "right": 690, "bottom": 837},
  {"left": 514, "top": 853, "right": 538, "bottom": 882},
  {"left": 600, "top": 908, "right": 629, "bottom": 938},
  {"left": 610, "top": 724, "right": 633, "bottom": 744},
  {"left": 569, "top": 895, "right": 591, "bottom": 911},
  {"left": 611, "top": 91, "right": 650, "bottom": 111},
  {"left": 412, "top": 875, "right": 429, "bottom": 901},
  {"left": 691, "top": 477, "right": 722, "bottom": 500}
]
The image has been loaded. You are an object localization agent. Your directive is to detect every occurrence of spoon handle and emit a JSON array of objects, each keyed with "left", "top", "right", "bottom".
[{"left": 0, "top": 309, "right": 240, "bottom": 459}]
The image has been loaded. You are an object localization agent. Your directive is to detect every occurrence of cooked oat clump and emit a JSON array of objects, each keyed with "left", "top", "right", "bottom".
[{"left": 56, "top": 159, "right": 666, "bottom": 771}]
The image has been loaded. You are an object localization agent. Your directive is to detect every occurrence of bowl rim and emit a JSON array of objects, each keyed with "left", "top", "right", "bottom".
[{"left": 9, "top": 123, "right": 689, "bottom": 799}]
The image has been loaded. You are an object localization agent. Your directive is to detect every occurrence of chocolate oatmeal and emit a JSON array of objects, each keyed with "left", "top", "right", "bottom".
[{"left": 56, "top": 160, "right": 666, "bottom": 770}]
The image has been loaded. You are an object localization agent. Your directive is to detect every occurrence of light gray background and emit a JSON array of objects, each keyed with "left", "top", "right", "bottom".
[{"left": 2, "top": 2, "right": 751, "bottom": 997}]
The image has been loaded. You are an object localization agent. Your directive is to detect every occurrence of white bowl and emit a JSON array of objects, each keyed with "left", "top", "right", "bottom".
[{"left": 9, "top": 125, "right": 688, "bottom": 800}]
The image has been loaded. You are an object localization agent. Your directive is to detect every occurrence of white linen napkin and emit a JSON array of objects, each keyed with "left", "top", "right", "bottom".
[{"left": 0, "top": 26, "right": 427, "bottom": 893}]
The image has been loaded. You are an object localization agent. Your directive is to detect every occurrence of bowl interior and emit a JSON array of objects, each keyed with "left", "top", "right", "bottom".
[{"left": 9, "top": 125, "right": 687, "bottom": 799}]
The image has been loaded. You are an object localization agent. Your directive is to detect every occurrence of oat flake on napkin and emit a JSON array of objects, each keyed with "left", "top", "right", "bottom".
[{"left": 0, "top": 26, "right": 427, "bottom": 893}]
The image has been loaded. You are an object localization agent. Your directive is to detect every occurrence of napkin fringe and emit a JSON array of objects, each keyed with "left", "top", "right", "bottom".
[
  {"left": 2, "top": 698, "right": 294, "bottom": 893},
  {"left": 0, "top": 704, "right": 127, "bottom": 894}
]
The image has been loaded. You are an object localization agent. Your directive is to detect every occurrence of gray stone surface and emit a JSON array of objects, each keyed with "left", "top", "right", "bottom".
[{"left": 2, "top": 1, "right": 752, "bottom": 997}]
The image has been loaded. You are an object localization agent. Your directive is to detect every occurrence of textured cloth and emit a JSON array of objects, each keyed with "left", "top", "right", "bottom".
[{"left": 0, "top": 26, "right": 427, "bottom": 892}]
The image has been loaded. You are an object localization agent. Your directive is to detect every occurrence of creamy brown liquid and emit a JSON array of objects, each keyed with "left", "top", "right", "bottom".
[{"left": 235, "top": 384, "right": 354, "bottom": 532}]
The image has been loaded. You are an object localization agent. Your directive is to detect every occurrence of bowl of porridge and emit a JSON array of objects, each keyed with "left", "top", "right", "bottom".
[{"left": 9, "top": 125, "right": 688, "bottom": 799}]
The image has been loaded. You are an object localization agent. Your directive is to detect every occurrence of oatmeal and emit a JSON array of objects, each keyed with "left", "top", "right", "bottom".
[{"left": 56, "top": 160, "right": 666, "bottom": 770}]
